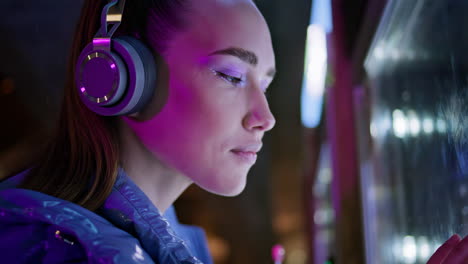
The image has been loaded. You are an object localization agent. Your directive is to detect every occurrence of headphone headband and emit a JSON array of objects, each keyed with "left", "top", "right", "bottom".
[
  {"left": 96, "top": 0, "right": 125, "bottom": 39},
  {"left": 75, "top": 0, "right": 157, "bottom": 116}
]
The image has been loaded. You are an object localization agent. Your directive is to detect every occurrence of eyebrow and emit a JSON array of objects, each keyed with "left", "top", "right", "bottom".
[{"left": 209, "top": 47, "right": 276, "bottom": 78}]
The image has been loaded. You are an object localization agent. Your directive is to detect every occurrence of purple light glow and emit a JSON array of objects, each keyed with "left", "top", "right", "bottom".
[
  {"left": 80, "top": 87, "right": 86, "bottom": 93},
  {"left": 93, "top": 38, "right": 111, "bottom": 46},
  {"left": 110, "top": 64, "right": 116, "bottom": 69}
]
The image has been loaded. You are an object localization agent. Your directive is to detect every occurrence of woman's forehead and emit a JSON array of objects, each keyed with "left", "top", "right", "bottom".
[
  {"left": 192, "top": 0, "right": 260, "bottom": 24},
  {"left": 172, "top": 0, "right": 274, "bottom": 64}
]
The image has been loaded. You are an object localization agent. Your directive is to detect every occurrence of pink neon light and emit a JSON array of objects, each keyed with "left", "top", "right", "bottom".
[
  {"left": 93, "top": 38, "right": 110, "bottom": 45},
  {"left": 80, "top": 87, "right": 86, "bottom": 93},
  {"left": 110, "top": 64, "right": 116, "bottom": 69}
]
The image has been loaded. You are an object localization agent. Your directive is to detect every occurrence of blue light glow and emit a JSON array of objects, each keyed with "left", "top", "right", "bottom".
[{"left": 301, "top": 0, "right": 333, "bottom": 128}]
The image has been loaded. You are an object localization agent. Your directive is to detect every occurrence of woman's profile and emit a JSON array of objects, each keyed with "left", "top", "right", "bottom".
[
  {"left": 0, "top": 0, "right": 275, "bottom": 262},
  {"left": 0, "top": 0, "right": 466, "bottom": 263}
]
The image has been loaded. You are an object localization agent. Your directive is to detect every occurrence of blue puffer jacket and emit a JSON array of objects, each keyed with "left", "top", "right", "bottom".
[{"left": 0, "top": 168, "right": 213, "bottom": 264}]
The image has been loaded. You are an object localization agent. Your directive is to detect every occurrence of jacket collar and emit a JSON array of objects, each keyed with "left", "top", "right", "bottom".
[
  {"left": 0, "top": 168, "right": 205, "bottom": 264},
  {"left": 97, "top": 168, "right": 203, "bottom": 264}
]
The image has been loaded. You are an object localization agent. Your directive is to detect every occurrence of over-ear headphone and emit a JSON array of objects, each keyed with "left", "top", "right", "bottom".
[{"left": 75, "top": 0, "right": 156, "bottom": 116}]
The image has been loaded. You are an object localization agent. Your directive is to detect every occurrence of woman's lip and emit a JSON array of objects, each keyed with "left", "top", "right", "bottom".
[
  {"left": 230, "top": 150, "right": 257, "bottom": 164},
  {"left": 231, "top": 143, "right": 263, "bottom": 153}
]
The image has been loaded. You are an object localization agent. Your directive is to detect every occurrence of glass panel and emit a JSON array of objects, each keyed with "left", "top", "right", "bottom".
[{"left": 359, "top": 0, "right": 468, "bottom": 263}]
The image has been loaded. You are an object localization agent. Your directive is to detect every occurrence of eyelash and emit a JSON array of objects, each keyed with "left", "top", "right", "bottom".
[
  {"left": 213, "top": 70, "right": 271, "bottom": 95},
  {"left": 215, "top": 71, "right": 244, "bottom": 86}
]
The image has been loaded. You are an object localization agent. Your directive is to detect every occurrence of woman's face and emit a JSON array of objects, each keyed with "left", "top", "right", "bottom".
[{"left": 125, "top": 0, "right": 276, "bottom": 196}]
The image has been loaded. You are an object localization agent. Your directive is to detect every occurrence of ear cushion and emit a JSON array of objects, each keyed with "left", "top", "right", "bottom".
[
  {"left": 112, "top": 36, "right": 157, "bottom": 115},
  {"left": 75, "top": 36, "right": 157, "bottom": 116}
]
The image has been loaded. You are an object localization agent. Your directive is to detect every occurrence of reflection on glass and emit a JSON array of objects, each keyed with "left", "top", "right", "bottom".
[
  {"left": 313, "top": 143, "right": 335, "bottom": 264},
  {"left": 358, "top": 0, "right": 468, "bottom": 263}
]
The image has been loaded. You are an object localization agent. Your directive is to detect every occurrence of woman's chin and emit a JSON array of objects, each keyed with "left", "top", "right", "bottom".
[
  {"left": 200, "top": 174, "right": 247, "bottom": 197},
  {"left": 217, "top": 184, "right": 246, "bottom": 197}
]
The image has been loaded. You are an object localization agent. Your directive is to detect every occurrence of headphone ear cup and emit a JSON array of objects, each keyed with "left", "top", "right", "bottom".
[
  {"left": 75, "top": 36, "right": 157, "bottom": 116},
  {"left": 75, "top": 42, "right": 129, "bottom": 114},
  {"left": 113, "top": 36, "right": 157, "bottom": 115}
]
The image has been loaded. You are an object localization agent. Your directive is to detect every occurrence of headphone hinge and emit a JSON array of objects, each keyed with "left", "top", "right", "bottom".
[{"left": 92, "top": 38, "right": 111, "bottom": 52}]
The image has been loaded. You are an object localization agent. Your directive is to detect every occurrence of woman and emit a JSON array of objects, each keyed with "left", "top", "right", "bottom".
[
  {"left": 0, "top": 0, "right": 274, "bottom": 263},
  {"left": 0, "top": 0, "right": 466, "bottom": 263},
  {"left": 30, "top": 0, "right": 274, "bottom": 210}
]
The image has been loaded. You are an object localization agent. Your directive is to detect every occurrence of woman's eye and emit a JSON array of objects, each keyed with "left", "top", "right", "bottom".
[{"left": 215, "top": 71, "right": 243, "bottom": 85}]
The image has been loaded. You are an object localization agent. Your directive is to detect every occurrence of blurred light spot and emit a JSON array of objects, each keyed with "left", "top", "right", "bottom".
[
  {"left": 273, "top": 212, "right": 300, "bottom": 235},
  {"left": 310, "top": 0, "right": 333, "bottom": 33},
  {"left": 393, "top": 109, "right": 407, "bottom": 138},
  {"left": 314, "top": 208, "right": 334, "bottom": 225},
  {"left": 378, "top": 111, "right": 392, "bottom": 138},
  {"left": 417, "top": 236, "right": 431, "bottom": 261},
  {"left": 301, "top": 0, "right": 332, "bottom": 128},
  {"left": 271, "top": 244, "right": 285, "bottom": 263},
  {"left": 422, "top": 117, "right": 434, "bottom": 134},
  {"left": 370, "top": 122, "right": 377, "bottom": 138},
  {"left": 301, "top": 24, "right": 327, "bottom": 128},
  {"left": 407, "top": 110, "right": 420, "bottom": 136},
  {"left": 370, "top": 185, "right": 387, "bottom": 201},
  {"left": 392, "top": 237, "right": 402, "bottom": 261},
  {"left": 402, "top": 236, "right": 417, "bottom": 263},
  {"left": 374, "top": 46, "right": 384, "bottom": 60},
  {"left": 317, "top": 229, "right": 332, "bottom": 241},
  {"left": 318, "top": 168, "right": 331, "bottom": 184},
  {"left": 436, "top": 119, "right": 447, "bottom": 133},
  {"left": 207, "top": 233, "right": 230, "bottom": 263},
  {"left": 391, "top": 50, "right": 401, "bottom": 60}
]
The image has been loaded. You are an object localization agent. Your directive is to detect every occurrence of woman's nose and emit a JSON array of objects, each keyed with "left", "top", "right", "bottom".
[{"left": 242, "top": 91, "right": 276, "bottom": 132}]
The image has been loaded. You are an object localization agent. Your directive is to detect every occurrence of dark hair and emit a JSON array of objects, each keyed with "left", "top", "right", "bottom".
[{"left": 19, "top": 0, "right": 189, "bottom": 211}]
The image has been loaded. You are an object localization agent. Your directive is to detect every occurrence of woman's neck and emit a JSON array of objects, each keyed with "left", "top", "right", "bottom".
[{"left": 117, "top": 118, "right": 192, "bottom": 213}]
